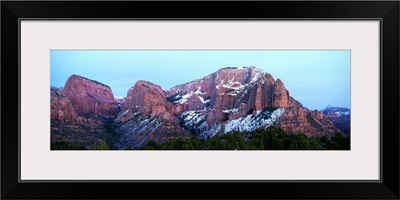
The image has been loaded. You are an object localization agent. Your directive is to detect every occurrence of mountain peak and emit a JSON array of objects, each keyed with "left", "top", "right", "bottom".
[
  {"left": 218, "top": 66, "right": 264, "bottom": 72},
  {"left": 67, "top": 74, "right": 111, "bottom": 88},
  {"left": 63, "top": 74, "right": 118, "bottom": 117},
  {"left": 322, "top": 106, "right": 350, "bottom": 117},
  {"left": 323, "top": 105, "right": 350, "bottom": 111}
]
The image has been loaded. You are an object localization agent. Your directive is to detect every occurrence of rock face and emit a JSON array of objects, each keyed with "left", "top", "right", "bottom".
[
  {"left": 166, "top": 67, "right": 281, "bottom": 111},
  {"left": 51, "top": 87, "right": 77, "bottom": 122},
  {"left": 117, "top": 80, "right": 176, "bottom": 123},
  {"left": 165, "top": 67, "right": 291, "bottom": 125},
  {"left": 64, "top": 75, "right": 118, "bottom": 117},
  {"left": 162, "top": 66, "right": 338, "bottom": 138},
  {"left": 113, "top": 81, "right": 193, "bottom": 149},
  {"left": 272, "top": 79, "right": 290, "bottom": 108},
  {"left": 50, "top": 75, "right": 119, "bottom": 148},
  {"left": 276, "top": 107, "right": 338, "bottom": 138}
]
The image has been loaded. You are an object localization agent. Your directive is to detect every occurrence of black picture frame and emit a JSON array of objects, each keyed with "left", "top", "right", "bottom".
[{"left": 1, "top": 1, "right": 399, "bottom": 199}]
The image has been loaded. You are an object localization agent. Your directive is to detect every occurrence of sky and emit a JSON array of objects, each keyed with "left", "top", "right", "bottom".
[{"left": 50, "top": 50, "right": 350, "bottom": 110}]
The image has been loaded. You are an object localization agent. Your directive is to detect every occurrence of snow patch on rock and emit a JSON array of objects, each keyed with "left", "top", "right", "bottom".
[
  {"left": 173, "top": 87, "right": 208, "bottom": 104},
  {"left": 222, "top": 108, "right": 239, "bottom": 113},
  {"left": 179, "top": 110, "right": 208, "bottom": 133},
  {"left": 224, "top": 108, "right": 286, "bottom": 133}
]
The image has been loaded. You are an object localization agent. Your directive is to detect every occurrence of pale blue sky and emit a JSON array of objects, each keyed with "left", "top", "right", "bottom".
[{"left": 50, "top": 50, "right": 350, "bottom": 110}]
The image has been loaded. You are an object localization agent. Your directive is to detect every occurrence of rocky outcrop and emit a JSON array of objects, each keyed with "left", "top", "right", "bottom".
[
  {"left": 117, "top": 80, "right": 177, "bottom": 123},
  {"left": 289, "top": 97, "right": 303, "bottom": 107},
  {"left": 113, "top": 113, "right": 193, "bottom": 149},
  {"left": 50, "top": 87, "right": 77, "bottom": 122},
  {"left": 165, "top": 67, "right": 291, "bottom": 126},
  {"left": 276, "top": 106, "right": 339, "bottom": 138},
  {"left": 113, "top": 80, "right": 193, "bottom": 149},
  {"left": 272, "top": 79, "right": 290, "bottom": 108},
  {"left": 64, "top": 75, "right": 118, "bottom": 117},
  {"left": 51, "top": 75, "right": 119, "bottom": 149}
]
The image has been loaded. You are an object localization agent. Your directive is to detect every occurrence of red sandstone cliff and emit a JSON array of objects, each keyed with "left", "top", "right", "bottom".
[
  {"left": 113, "top": 80, "right": 193, "bottom": 148},
  {"left": 64, "top": 75, "right": 118, "bottom": 117},
  {"left": 164, "top": 66, "right": 338, "bottom": 137},
  {"left": 50, "top": 75, "right": 119, "bottom": 148}
]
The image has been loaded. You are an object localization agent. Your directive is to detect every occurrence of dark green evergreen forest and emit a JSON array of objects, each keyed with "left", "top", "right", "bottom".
[{"left": 51, "top": 126, "right": 350, "bottom": 150}]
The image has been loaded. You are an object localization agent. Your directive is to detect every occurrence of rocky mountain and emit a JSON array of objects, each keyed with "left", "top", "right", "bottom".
[
  {"left": 322, "top": 105, "right": 350, "bottom": 116},
  {"left": 113, "top": 80, "right": 193, "bottom": 149},
  {"left": 63, "top": 75, "right": 119, "bottom": 117},
  {"left": 51, "top": 75, "right": 119, "bottom": 148},
  {"left": 51, "top": 66, "right": 346, "bottom": 149},
  {"left": 322, "top": 105, "right": 351, "bottom": 136},
  {"left": 161, "top": 66, "right": 338, "bottom": 138}
]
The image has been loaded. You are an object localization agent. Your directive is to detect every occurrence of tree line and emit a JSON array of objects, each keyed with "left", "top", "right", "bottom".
[
  {"left": 51, "top": 127, "right": 350, "bottom": 150},
  {"left": 140, "top": 126, "right": 350, "bottom": 150}
]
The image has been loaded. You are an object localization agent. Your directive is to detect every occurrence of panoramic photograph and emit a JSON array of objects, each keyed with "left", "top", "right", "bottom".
[{"left": 50, "top": 50, "right": 350, "bottom": 150}]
